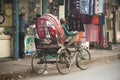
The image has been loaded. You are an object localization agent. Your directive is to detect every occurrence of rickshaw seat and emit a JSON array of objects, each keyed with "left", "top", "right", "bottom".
[{"left": 35, "top": 38, "right": 60, "bottom": 49}]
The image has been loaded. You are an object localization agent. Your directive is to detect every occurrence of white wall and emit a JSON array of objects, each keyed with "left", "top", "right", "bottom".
[
  {"left": 59, "top": 5, "right": 65, "bottom": 20},
  {"left": 0, "top": 35, "right": 12, "bottom": 58},
  {"left": 59, "top": 0, "right": 65, "bottom": 20}
]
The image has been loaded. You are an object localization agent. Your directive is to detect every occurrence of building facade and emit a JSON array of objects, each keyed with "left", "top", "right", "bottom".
[
  {"left": 0, "top": 0, "right": 66, "bottom": 59},
  {"left": 0, "top": 0, "right": 119, "bottom": 59}
]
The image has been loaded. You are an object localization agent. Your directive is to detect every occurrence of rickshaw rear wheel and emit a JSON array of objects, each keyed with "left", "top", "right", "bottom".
[
  {"left": 31, "top": 49, "right": 47, "bottom": 75},
  {"left": 56, "top": 48, "right": 71, "bottom": 75}
]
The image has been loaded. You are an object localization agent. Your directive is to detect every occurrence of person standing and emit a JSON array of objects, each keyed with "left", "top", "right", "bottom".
[{"left": 19, "top": 13, "right": 28, "bottom": 58}]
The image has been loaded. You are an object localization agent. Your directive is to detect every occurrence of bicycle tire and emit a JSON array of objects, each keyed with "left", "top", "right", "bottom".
[
  {"left": 76, "top": 49, "right": 91, "bottom": 70},
  {"left": 31, "top": 49, "right": 47, "bottom": 75},
  {"left": 56, "top": 48, "right": 71, "bottom": 75}
]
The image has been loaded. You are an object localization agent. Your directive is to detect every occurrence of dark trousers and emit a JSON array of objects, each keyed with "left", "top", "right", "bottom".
[{"left": 19, "top": 32, "right": 25, "bottom": 58}]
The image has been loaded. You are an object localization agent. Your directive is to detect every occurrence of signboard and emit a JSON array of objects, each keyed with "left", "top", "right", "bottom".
[{"left": 25, "top": 35, "right": 35, "bottom": 55}]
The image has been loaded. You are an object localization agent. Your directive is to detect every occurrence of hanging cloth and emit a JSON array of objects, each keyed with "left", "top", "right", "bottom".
[
  {"left": 99, "top": 25, "right": 108, "bottom": 47},
  {"left": 98, "top": 0, "right": 104, "bottom": 13},
  {"left": 94, "top": 0, "right": 99, "bottom": 14},
  {"left": 77, "top": 17, "right": 85, "bottom": 32},
  {"left": 99, "top": 16, "right": 105, "bottom": 25},
  {"left": 86, "top": 24, "right": 99, "bottom": 42},
  {"left": 80, "top": 14, "right": 87, "bottom": 24},
  {"left": 92, "top": 15, "right": 99, "bottom": 25},
  {"left": 86, "top": 15, "right": 92, "bottom": 24},
  {"left": 89, "top": 0, "right": 94, "bottom": 15}
]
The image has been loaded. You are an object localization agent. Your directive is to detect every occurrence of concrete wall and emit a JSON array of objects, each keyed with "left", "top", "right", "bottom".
[{"left": 116, "top": 7, "right": 120, "bottom": 42}]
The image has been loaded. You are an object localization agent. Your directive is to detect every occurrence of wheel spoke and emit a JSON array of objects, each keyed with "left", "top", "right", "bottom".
[
  {"left": 56, "top": 48, "right": 71, "bottom": 75},
  {"left": 76, "top": 49, "right": 91, "bottom": 70}
]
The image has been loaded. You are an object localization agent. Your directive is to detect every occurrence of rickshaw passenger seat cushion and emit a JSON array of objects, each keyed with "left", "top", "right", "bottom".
[
  {"left": 35, "top": 38, "right": 49, "bottom": 45},
  {"left": 35, "top": 38, "right": 57, "bottom": 45},
  {"left": 36, "top": 44, "right": 60, "bottom": 49},
  {"left": 35, "top": 38, "right": 59, "bottom": 49}
]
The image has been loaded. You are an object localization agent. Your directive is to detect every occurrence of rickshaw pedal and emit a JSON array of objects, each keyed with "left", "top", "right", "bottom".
[
  {"left": 66, "top": 64, "right": 70, "bottom": 68},
  {"left": 64, "top": 42, "right": 69, "bottom": 45},
  {"left": 76, "top": 63, "right": 79, "bottom": 68}
]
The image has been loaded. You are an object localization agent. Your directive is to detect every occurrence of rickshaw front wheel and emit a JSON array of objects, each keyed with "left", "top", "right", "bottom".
[
  {"left": 56, "top": 48, "right": 71, "bottom": 75},
  {"left": 76, "top": 49, "right": 91, "bottom": 70}
]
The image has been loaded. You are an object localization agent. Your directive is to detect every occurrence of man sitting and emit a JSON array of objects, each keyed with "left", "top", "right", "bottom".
[{"left": 60, "top": 18, "right": 77, "bottom": 45}]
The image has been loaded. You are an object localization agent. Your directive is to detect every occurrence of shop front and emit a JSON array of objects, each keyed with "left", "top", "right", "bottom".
[
  {"left": 19, "top": 0, "right": 65, "bottom": 55},
  {"left": 68, "top": 0, "right": 108, "bottom": 49},
  {"left": 0, "top": 0, "right": 43, "bottom": 59},
  {"left": 0, "top": 0, "right": 66, "bottom": 59},
  {"left": 44, "top": 0, "right": 65, "bottom": 19},
  {"left": 0, "top": 0, "right": 13, "bottom": 58}
]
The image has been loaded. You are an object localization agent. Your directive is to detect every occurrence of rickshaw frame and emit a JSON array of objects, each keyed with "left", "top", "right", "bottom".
[{"left": 31, "top": 14, "right": 91, "bottom": 75}]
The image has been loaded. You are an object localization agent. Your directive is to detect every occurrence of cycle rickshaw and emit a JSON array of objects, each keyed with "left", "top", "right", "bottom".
[{"left": 31, "top": 14, "right": 91, "bottom": 75}]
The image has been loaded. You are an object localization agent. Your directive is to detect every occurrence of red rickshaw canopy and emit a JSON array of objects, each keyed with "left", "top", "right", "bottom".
[{"left": 36, "top": 14, "right": 66, "bottom": 44}]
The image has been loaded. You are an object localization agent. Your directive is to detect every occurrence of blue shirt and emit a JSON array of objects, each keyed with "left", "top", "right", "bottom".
[
  {"left": 19, "top": 17, "right": 27, "bottom": 33},
  {"left": 61, "top": 23, "right": 77, "bottom": 38}
]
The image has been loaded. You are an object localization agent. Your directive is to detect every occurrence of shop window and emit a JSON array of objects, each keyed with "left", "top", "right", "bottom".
[
  {"left": 47, "top": 0, "right": 59, "bottom": 18},
  {"left": 0, "top": 27, "right": 12, "bottom": 35},
  {"left": 58, "top": 0, "right": 64, "bottom": 5},
  {"left": 0, "top": 0, "right": 13, "bottom": 36},
  {"left": 5, "top": 0, "right": 12, "bottom": 3},
  {"left": 0, "top": 0, "right": 12, "bottom": 26},
  {"left": 0, "top": 0, "right": 4, "bottom": 16},
  {"left": 28, "top": 0, "right": 41, "bottom": 23}
]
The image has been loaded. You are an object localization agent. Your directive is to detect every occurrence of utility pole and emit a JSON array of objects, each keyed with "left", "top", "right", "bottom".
[{"left": 13, "top": 0, "right": 19, "bottom": 59}]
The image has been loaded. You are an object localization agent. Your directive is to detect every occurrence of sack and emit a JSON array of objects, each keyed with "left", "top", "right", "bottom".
[{"left": 75, "top": 31, "right": 83, "bottom": 43}]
